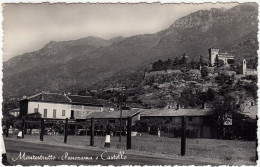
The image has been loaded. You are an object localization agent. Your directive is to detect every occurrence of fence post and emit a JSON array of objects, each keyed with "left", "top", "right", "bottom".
[
  {"left": 40, "top": 118, "right": 44, "bottom": 141},
  {"left": 64, "top": 118, "right": 68, "bottom": 144},
  {"left": 24, "top": 121, "right": 27, "bottom": 135},
  {"left": 6, "top": 120, "right": 9, "bottom": 137},
  {"left": 22, "top": 118, "right": 25, "bottom": 138},
  {"left": 181, "top": 116, "right": 186, "bottom": 156},
  {"left": 90, "top": 117, "right": 94, "bottom": 146},
  {"left": 127, "top": 117, "right": 132, "bottom": 150}
]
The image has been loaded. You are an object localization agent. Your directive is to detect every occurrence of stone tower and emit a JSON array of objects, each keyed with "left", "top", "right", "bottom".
[
  {"left": 208, "top": 48, "right": 219, "bottom": 66},
  {"left": 242, "top": 59, "right": 247, "bottom": 75}
]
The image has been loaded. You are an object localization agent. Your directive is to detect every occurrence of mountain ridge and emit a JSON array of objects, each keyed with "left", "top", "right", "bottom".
[{"left": 3, "top": 3, "right": 258, "bottom": 99}]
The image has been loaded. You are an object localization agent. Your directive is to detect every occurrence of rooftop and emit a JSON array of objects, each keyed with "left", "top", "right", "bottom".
[
  {"left": 86, "top": 109, "right": 143, "bottom": 119},
  {"left": 8, "top": 108, "right": 20, "bottom": 113},
  {"left": 26, "top": 92, "right": 71, "bottom": 103},
  {"left": 68, "top": 95, "right": 102, "bottom": 106},
  {"left": 22, "top": 92, "right": 103, "bottom": 106},
  {"left": 141, "top": 108, "right": 213, "bottom": 117}
]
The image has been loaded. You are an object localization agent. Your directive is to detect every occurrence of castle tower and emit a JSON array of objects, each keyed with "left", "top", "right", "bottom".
[
  {"left": 242, "top": 59, "right": 247, "bottom": 75},
  {"left": 208, "top": 48, "right": 219, "bottom": 66}
]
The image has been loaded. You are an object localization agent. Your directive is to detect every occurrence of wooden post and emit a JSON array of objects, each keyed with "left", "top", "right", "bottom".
[
  {"left": 24, "top": 121, "right": 27, "bottom": 135},
  {"left": 75, "top": 125, "right": 77, "bottom": 136},
  {"left": 64, "top": 118, "right": 68, "bottom": 144},
  {"left": 90, "top": 117, "right": 94, "bottom": 146},
  {"left": 119, "top": 105, "right": 122, "bottom": 142},
  {"left": 22, "top": 118, "right": 25, "bottom": 138},
  {"left": 127, "top": 117, "right": 132, "bottom": 150},
  {"left": 40, "top": 118, "right": 44, "bottom": 141},
  {"left": 181, "top": 116, "right": 186, "bottom": 156},
  {"left": 6, "top": 120, "right": 9, "bottom": 137}
]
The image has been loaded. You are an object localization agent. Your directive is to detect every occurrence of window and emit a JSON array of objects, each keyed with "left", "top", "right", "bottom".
[
  {"left": 62, "top": 110, "right": 65, "bottom": 116},
  {"left": 53, "top": 109, "right": 56, "bottom": 118},
  {"left": 44, "top": 109, "right": 47, "bottom": 118},
  {"left": 34, "top": 108, "right": 38, "bottom": 113},
  {"left": 189, "top": 117, "right": 193, "bottom": 122}
]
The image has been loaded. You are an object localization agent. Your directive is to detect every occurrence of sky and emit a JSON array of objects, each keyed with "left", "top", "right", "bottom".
[{"left": 2, "top": 3, "right": 238, "bottom": 61}]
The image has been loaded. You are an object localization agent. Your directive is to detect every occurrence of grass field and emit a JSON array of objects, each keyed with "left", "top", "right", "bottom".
[{"left": 7, "top": 133, "right": 256, "bottom": 165}]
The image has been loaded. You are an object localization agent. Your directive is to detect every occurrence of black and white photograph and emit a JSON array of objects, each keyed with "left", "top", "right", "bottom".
[{"left": 1, "top": 1, "right": 258, "bottom": 166}]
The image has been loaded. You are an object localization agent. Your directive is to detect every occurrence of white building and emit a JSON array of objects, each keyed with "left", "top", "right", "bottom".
[
  {"left": 208, "top": 48, "right": 234, "bottom": 66},
  {"left": 19, "top": 92, "right": 103, "bottom": 120}
]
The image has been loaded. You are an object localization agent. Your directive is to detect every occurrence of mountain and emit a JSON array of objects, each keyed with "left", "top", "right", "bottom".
[{"left": 3, "top": 3, "right": 258, "bottom": 99}]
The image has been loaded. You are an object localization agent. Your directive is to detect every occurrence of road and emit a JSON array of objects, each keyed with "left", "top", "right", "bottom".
[{"left": 4, "top": 139, "right": 222, "bottom": 166}]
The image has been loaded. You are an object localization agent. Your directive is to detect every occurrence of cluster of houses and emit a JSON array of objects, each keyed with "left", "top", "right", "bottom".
[{"left": 7, "top": 48, "right": 257, "bottom": 139}]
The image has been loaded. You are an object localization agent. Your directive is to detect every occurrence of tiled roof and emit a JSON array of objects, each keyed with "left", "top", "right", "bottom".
[
  {"left": 23, "top": 92, "right": 103, "bottom": 106},
  {"left": 141, "top": 108, "right": 213, "bottom": 117},
  {"left": 67, "top": 95, "right": 102, "bottom": 106},
  {"left": 27, "top": 92, "right": 71, "bottom": 103},
  {"left": 86, "top": 109, "right": 142, "bottom": 119}
]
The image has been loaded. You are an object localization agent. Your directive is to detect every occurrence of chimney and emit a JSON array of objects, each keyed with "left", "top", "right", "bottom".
[
  {"left": 202, "top": 102, "right": 206, "bottom": 109},
  {"left": 41, "top": 92, "right": 44, "bottom": 100}
]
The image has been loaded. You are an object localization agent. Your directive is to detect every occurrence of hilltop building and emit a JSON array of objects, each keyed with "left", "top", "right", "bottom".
[
  {"left": 19, "top": 92, "right": 103, "bottom": 120},
  {"left": 209, "top": 48, "right": 234, "bottom": 66},
  {"left": 242, "top": 58, "right": 257, "bottom": 76}
]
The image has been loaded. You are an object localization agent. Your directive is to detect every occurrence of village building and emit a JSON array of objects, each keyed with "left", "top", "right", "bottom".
[
  {"left": 140, "top": 108, "right": 214, "bottom": 138},
  {"left": 7, "top": 108, "right": 20, "bottom": 117},
  {"left": 67, "top": 95, "right": 103, "bottom": 120},
  {"left": 19, "top": 92, "right": 103, "bottom": 120},
  {"left": 242, "top": 59, "right": 257, "bottom": 76},
  {"left": 208, "top": 48, "right": 234, "bottom": 66}
]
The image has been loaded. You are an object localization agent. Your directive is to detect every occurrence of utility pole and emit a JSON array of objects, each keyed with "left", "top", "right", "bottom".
[
  {"left": 90, "top": 117, "right": 94, "bottom": 146},
  {"left": 40, "top": 118, "right": 44, "bottom": 141},
  {"left": 64, "top": 118, "right": 68, "bottom": 144},
  {"left": 22, "top": 118, "right": 25, "bottom": 138},
  {"left": 181, "top": 116, "right": 187, "bottom": 156},
  {"left": 127, "top": 117, "right": 132, "bottom": 149}
]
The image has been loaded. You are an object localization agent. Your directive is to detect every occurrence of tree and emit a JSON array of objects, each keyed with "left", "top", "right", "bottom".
[
  {"left": 199, "top": 55, "right": 203, "bottom": 65},
  {"left": 190, "top": 59, "right": 198, "bottom": 69},
  {"left": 179, "top": 53, "right": 187, "bottom": 65},
  {"left": 165, "top": 59, "right": 172, "bottom": 70},
  {"left": 201, "top": 66, "right": 209, "bottom": 77},
  {"left": 210, "top": 88, "right": 248, "bottom": 139},
  {"left": 173, "top": 57, "right": 179, "bottom": 65},
  {"left": 243, "top": 83, "right": 258, "bottom": 100}
]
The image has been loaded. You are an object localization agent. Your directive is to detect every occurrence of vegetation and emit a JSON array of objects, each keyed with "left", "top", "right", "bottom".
[{"left": 151, "top": 54, "right": 201, "bottom": 72}]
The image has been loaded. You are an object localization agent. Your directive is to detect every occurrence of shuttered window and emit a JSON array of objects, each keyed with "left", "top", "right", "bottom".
[
  {"left": 62, "top": 110, "right": 65, "bottom": 116},
  {"left": 34, "top": 108, "right": 38, "bottom": 113},
  {"left": 44, "top": 109, "right": 47, "bottom": 118},
  {"left": 53, "top": 109, "right": 56, "bottom": 118}
]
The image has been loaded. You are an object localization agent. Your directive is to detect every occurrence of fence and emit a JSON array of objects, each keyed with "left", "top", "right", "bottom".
[
  {"left": 4, "top": 117, "right": 134, "bottom": 150},
  {"left": 3, "top": 116, "right": 257, "bottom": 162}
]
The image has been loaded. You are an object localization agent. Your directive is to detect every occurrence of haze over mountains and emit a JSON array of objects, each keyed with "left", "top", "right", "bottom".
[{"left": 3, "top": 3, "right": 258, "bottom": 99}]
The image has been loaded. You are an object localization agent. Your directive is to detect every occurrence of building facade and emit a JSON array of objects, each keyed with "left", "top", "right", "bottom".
[
  {"left": 209, "top": 48, "right": 234, "bottom": 66},
  {"left": 19, "top": 92, "right": 103, "bottom": 120},
  {"left": 140, "top": 108, "right": 213, "bottom": 138}
]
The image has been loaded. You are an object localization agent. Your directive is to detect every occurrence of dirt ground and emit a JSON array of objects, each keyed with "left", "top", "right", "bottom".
[{"left": 7, "top": 133, "right": 257, "bottom": 165}]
